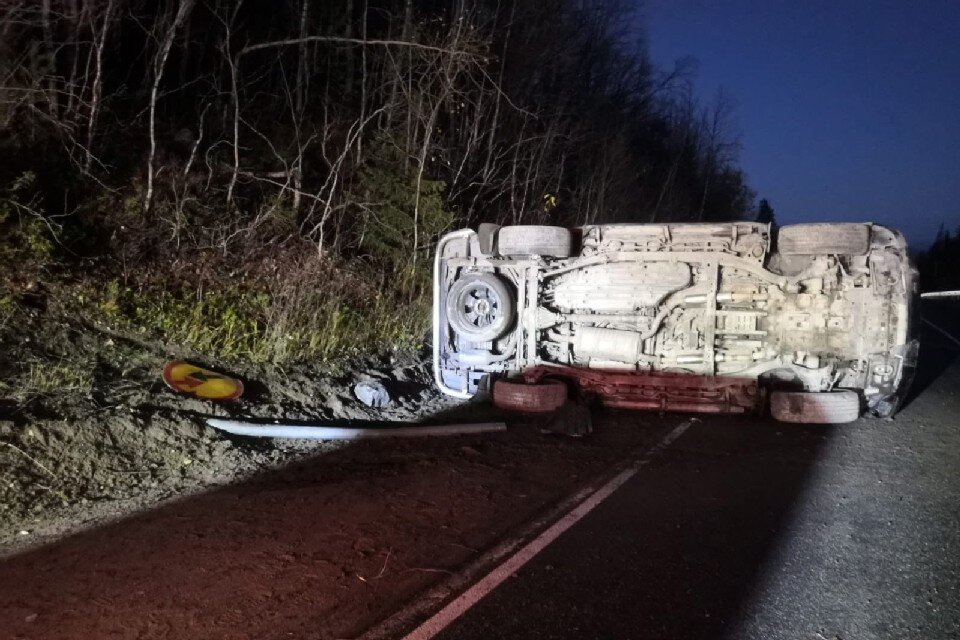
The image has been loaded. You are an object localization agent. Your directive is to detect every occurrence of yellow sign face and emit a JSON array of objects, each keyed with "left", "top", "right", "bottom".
[{"left": 162, "top": 361, "right": 244, "bottom": 401}]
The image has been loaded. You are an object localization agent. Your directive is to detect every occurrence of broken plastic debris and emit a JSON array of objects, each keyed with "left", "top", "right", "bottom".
[{"left": 354, "top": 380, "right": 391, "bottom": 408}]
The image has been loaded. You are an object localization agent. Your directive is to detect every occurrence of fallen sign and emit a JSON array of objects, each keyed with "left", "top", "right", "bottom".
[
  {"left": 206, "top": 418, "right": 506, "bottom": 440},
  {"left": 163, "top": 361, "right": 244, "bottom": 401}
]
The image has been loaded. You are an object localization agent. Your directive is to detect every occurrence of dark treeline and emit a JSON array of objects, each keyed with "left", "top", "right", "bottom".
[
  {"left": 0, "top": 0, "right": 757, "bottom": 362},
  {"left": 1, "top": 0, "right": 753, "bottom": 264},
  {"left": 915, "top": 225, "right": 960, "bottom": 292}
]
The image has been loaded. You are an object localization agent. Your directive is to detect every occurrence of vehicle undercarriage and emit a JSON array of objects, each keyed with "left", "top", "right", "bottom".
[{"left": 435, "top": 222, "right": 917, "bottom": 421}]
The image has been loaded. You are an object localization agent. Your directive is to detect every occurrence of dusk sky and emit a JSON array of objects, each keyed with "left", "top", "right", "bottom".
[{"left": 644, "top": 0, "right": 960, "bottom": 250}]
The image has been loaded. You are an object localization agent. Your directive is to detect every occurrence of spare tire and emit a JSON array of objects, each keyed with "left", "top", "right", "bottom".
[
  {"left": 492, "top": 379, "right": 568, "bottom": 414},
  {"left": 446, "top": 272, "right": 514, "bottom": 342},
  {"left": 497, "top": 225, "right": 573, "bottom": 258},
  {"left": 778, "top": 223, "right": 870, "bottom": 256},
  {"left": 770, "top": 390, "right": 860, "bottom": 424}
]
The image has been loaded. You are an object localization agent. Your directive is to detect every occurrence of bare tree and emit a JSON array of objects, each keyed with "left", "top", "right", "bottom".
[
  {"left": 85, "top": 0, "right": 117, "bottom": 172},
  {"left": 144, "top": 0, "right": 197, "bottom": 214}
]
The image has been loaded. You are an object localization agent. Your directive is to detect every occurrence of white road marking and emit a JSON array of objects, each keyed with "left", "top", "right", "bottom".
[
  {"left": 923, "top": 318, "right": 960, "bottom": 350},
  {"left": 400, "top": 418, "right": 696, "bottom": 640}
]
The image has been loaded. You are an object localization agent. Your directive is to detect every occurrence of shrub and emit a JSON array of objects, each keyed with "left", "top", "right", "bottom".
[
  {"left": 356, "top": 135, "right": 454, "bottom": 269},
  {"left": 0, "top": 171, "right": 55, "bottom": 266}
]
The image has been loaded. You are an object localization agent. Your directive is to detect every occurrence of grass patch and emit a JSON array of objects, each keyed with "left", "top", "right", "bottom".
[
  {"left": 85, "top": 258, "right": 431, "bottom": 365},
  {"left": 0, "top": 359, "right": 93, "bottom": 400},
  {"left": 0, "top": 294, "right": 14, "bottom": 331}
]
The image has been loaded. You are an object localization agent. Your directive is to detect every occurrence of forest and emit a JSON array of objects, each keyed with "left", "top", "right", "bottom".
[
  {"left": 915, "top": 225, "right": 960, "bottom": 292},
  {"left": 0, "top": 0, "right": 756, "bottom": 368}
]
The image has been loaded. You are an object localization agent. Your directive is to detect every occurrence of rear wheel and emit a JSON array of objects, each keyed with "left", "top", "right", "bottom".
[
  {"left": 770, "top": 390, "right": 860, "bottom": 424},
  {"left": 497, "top": 225, "right": 573, "bottom": 258},
  {"left": 778, "top": 223, "right": 870, "bottom": 256},
  {"left": 492, "top": 379, "right": 568, "bottom": 414}
]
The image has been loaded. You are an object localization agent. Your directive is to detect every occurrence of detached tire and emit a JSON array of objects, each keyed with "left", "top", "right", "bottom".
[
  {"left": 778, "top": 223, "right": 870, "bottom": 256},
  {"left": 493, "top": 379, "right": 568, "bottom": 414},
  {"left": 497, "top": 225, "right": 573, "bottom": 258},
  {"left": 770, "top": 390, "right": 861, "bottom": 424}
]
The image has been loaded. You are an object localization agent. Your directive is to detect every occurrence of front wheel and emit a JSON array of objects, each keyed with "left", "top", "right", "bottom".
[
  {"left": 777, "top": 223, "right": 870, "bottom": 256},
  {"left": 770, "top": 390, "right": 860, "bottom": 424}
]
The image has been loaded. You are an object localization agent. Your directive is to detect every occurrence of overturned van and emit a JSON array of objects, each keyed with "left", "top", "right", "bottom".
[{"left": 433, "top": 222, "right": 918, "bottom": 423}]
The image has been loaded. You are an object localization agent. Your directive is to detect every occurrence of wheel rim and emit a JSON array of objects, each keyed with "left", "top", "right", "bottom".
[{"left": 457, "top": 282, "right": 503, "bottom": 331}]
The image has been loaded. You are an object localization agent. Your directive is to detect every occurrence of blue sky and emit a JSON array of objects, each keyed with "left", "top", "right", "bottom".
[{"left": 642, "top": 0, "right": 960, "bottom": 250}]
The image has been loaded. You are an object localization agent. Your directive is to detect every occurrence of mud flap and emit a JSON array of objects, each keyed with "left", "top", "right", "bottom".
[
  {"left": 539, "top": 398, "right": 593, "bottom": 437},
  {"left": 867, "top": 339, "right": 920, "bottom": 418}
]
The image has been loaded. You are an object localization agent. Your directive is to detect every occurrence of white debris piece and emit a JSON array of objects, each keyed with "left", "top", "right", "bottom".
[
  {"left": 354, "top": 380, "right": 391, "bottom": 408},
  {"left": 206, "top": 418, "right": 506, "bottom": 440}
]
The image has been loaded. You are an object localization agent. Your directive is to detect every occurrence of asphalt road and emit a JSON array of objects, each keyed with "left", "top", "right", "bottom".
[{"left": 431, "top": 307, "right": 960, "bottom": 640}]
